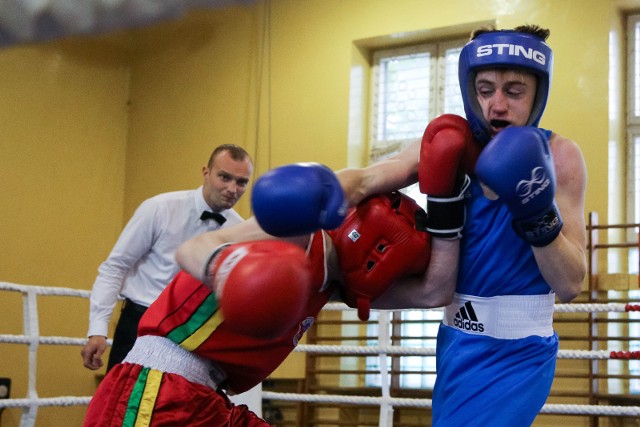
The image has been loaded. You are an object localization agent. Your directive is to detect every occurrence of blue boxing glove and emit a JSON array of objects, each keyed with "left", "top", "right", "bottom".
[
  {"left": 475, "top": 126, "right": 562, "bottom": 247},
  {"left": 252, "top": 163, "right": 347, "bottom": 237}
]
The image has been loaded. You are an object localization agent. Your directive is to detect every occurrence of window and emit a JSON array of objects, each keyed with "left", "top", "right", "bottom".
[
  {"left": 627, "top": 14, "right": 640, "bottom": 239},
  {"left": 364, "top": 38, "right": 466, "bottom": 389},
  {"left": 369, "top": 40, "right": 465, "bottom": 163}
]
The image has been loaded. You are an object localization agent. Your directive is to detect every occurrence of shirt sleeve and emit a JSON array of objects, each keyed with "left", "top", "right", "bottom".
[{"left": 86, "top": 198, "right": 159, "bottom": 337}]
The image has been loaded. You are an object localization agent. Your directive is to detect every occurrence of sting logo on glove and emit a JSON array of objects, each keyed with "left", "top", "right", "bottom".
[
  {"left": 516, "top": 167, "right": 551, "bottom": 205},
  {"left": 520, "top": 211, "right": 562, "bottom": 241}
]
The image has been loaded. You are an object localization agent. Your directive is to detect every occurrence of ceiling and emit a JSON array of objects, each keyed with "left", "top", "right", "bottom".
[{"left": 0, "top": 0, "right": 257, "bottom": 49}]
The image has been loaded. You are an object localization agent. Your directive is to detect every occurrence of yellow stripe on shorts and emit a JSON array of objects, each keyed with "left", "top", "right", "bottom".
[
  {"left": 133, "top": 369, "right": 163, "bottom": 427},
  {"left": 179, "top": 310, "right": 225, "bottom": 351}
]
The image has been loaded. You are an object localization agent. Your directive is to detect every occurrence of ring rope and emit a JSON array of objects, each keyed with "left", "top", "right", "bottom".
[
  {"left": 0, "top": 335, "right": 108, "bottom": 346},
  {"left": 293, "top": 344, "right": 640, "bottom": 360},
  {"left": 324, "top": 302, "right": 640, "bottom": 313},
  {"left": 0, "top": 282, "right": 90, "bottom": 298},
  {"left": 1, "top": 334, "right": 635, "bottom": 360},
  {"left": 2, "top": 392, "right": 640, "bottom": 417},
  {"left": 2, "top": 283, "right": 637, "bottom": 313},
  {"left": 1, "top": 281, "right": 639, "bottom": 423},
  {"left": 260, "top": 392, "right": 640, "bottom": 416},
  {"left": 0, "top": 334, "right": 636, "bottom": 362},
  {"left": 0, "top": 397, "right": 91, "bottom": 409}
]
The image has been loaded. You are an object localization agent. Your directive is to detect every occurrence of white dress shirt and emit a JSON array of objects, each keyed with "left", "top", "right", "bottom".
[{"left": 87, "top": 186, "right": 242, "bottom": 337}]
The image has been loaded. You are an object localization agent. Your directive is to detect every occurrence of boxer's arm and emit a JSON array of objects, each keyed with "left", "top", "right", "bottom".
[
  {"left": 532, "top": 135, "right": 587, "bottom": 302},
  {"left": 336, "top": 139, "right": 421, "bottom": 207},
  {"left": 175, "top": 218, "right": 310, "bottom": 283},
  {"left": 371, "top": 238, "right": 459, "bottom": 310}
]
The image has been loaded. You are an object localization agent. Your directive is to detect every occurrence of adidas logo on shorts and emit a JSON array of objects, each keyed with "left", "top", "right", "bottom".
[{"left": 453, "top": 301, "right": 485, "bottom": 333}]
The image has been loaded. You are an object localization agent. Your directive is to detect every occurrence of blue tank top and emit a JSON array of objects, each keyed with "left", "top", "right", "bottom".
[{"left": 458, "top": 175, "right": 553, "bottom": 297}]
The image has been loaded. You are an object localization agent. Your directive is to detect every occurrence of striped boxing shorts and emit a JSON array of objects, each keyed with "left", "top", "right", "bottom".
[{"left": 83, "top": 335, "right": 268, "bottom": 427}]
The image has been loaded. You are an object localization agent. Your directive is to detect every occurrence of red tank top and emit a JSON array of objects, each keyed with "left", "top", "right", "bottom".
[{"left": 138, "top": 231, "right": 333, "bottom": 393}]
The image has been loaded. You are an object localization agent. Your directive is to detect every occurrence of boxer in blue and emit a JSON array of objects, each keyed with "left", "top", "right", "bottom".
[{"left": 338, "top": 24, "right": 587, "bottom": 426}]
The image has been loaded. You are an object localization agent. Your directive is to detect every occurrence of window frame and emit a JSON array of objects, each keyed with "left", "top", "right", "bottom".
[{"left": 627, "top": 14, "right": 640, "bottom": 241}]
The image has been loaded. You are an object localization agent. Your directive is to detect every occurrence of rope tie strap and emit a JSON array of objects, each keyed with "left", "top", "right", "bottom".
[
  {"left": 625, "top": 303, "right": 640, "bottom": 312},
  {"left": 610, "top": 351, "right": 640, "bottom": 360}
]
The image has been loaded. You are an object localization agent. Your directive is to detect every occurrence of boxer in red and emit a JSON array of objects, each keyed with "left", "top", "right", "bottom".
[{"left": 84, "top": 151, "right": 477, "bottom": 425}]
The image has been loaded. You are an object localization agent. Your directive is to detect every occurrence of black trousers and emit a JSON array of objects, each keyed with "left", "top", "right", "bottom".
[{"left": 106, "top": 299, "right": 148, "bottom": 372}]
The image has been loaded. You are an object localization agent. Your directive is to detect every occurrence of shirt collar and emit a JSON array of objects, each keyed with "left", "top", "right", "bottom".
[{"left": 194, "top": 186, "right": 222, "bottom": 216}]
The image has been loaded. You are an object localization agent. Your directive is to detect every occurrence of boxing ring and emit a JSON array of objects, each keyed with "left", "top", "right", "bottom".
[{"left": 1, "top": 282, "right": 639, "bottom": 426}]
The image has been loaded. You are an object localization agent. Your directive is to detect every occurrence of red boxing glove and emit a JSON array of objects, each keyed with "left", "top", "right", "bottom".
[
  {"left": 327, "top": 192, "right": 431, "bottom": 321},
  {"left": 208, "top": 241, "right": 312, "bottom": 339},
  {"left": 419, "top": 114, "right": 480, "bottom": 239},
  {"left": 419, "top": 114, "right": 480, "bottom": 195}
]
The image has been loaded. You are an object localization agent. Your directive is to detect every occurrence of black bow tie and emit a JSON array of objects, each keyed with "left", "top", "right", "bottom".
[{"left": 200, "top": 211, "right": 226, "bottom": 225}]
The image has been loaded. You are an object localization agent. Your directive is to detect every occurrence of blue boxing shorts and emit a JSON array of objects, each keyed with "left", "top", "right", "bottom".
[{"left": 432, "top": 294, "right": 559, "bottom": 426}]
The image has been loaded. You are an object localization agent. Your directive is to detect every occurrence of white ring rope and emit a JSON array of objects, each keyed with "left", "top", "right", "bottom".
[
  {"left": 0, "top": 281, "right": 639, "bottom": 423},
  {"left": 293, "top": 345, "right": 637, "bottom": 360},
  {"left": 1, "top": 281, "right": 635, "bottom": 312},
  {"left": 0, "top": 335, "right": 97, "bottom": 346},
  {"left": 260, "top": 392, "right": 640, "bottom": 417},
  {"left": 0, "top": 282, "right": 90, "bottom": 298},
  {"left": 0, "top": 397, "right": 92, "bottom": 409},
  {"left": 324, "top": 301, "right": 638, "bottom": 313},
  {"left": 554, "top": 303, "right": 632, "bottom": 313},
  {"left": 262, "top": 391, "right": 432, "bottom": 407}
]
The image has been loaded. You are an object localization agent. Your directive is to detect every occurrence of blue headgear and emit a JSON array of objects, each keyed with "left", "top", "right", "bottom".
[{"left": 458, "top": 30, "right": 553, "bottom": 144}]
